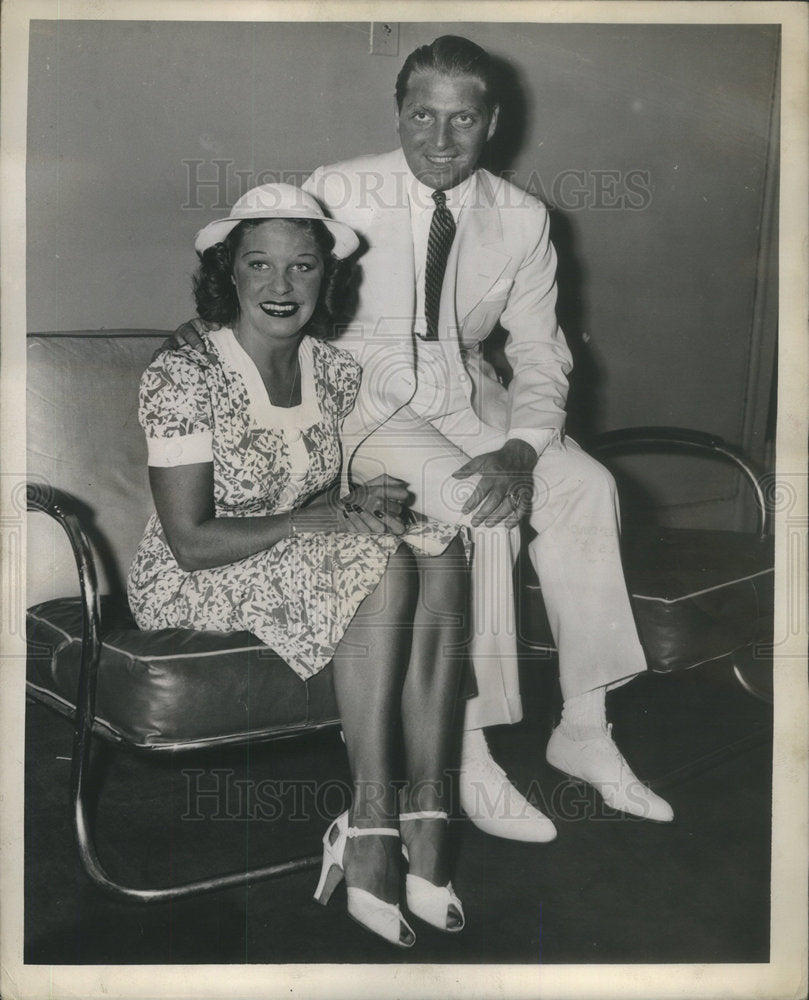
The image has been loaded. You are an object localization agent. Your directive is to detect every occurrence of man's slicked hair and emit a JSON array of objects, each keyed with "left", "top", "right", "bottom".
[{"left": 395, "top": 35, "right": 499, "bottom": 111}]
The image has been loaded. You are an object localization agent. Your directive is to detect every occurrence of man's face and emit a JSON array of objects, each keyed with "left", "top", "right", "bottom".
[{"left": 396, "top": 70, "right": 499, "bottom": 191}]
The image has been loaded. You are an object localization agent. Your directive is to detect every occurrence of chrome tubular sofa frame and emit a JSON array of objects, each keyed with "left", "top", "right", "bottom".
[
  {"left": 590, "top": 426, "right": 772, "bottom": 701},
  {"left": 27, "top": 483, "right": 323, "bottom": 904}
]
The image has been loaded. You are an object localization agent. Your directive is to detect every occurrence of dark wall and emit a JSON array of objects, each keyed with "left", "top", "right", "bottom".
[{"left": 27, "top": 20, "right": 779, "bottom": 521}]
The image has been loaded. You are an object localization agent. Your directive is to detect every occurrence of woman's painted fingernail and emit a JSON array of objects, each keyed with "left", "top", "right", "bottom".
[
  {"left": 374, "top": 510, "right": 385, "bottom": 520},
  {"left": 351, "top": 504, "right": 364, "bottom": 514}
]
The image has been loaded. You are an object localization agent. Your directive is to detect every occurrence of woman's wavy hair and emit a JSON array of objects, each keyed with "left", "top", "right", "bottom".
[{"left": 192, "top": 218, "right": 352, "bottom": 339}]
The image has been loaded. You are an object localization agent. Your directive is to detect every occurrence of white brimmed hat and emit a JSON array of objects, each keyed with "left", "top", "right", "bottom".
[{"left": 194, "top": 182, "right": 359, "bottom": 259}]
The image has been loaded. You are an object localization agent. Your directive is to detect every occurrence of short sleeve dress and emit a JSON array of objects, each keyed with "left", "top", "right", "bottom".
[{"left": 127, "top": 329, "right": 459, "bottom": 680}]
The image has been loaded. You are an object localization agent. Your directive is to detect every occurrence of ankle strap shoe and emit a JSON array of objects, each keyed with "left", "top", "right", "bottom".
[{"left": 313, "top": 811, "right": 416, "bottom": 948}]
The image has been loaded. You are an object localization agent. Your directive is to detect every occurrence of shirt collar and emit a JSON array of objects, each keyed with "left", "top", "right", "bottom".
[{"left": 407, "top": 170, "right": 475, "bottom": 216}]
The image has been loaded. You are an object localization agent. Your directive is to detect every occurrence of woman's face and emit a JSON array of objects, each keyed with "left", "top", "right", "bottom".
[{"left": 231, "top": 219, "right": 324, "bottom": 343}]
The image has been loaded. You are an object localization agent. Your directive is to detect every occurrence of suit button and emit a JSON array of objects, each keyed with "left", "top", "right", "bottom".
[{"left": 287, "top": 428, "right": 302, "bottom": 442}]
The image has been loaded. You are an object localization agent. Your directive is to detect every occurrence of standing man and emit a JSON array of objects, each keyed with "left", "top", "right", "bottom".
[
  {"left": 174, "top": 36, "right": 673, "bottom": 840},
  {"left": 303, "top": 36, "right": 673, "bottom": 838}
]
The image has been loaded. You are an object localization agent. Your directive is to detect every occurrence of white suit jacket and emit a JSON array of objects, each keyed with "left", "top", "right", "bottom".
[{"left": 304, "top": 148, "right": 573, "bottom": 460}]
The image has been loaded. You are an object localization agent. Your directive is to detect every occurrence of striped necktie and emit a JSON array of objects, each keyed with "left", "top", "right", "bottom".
[{"left": 423, "top": 190, "right": 456, "bottom": 340}]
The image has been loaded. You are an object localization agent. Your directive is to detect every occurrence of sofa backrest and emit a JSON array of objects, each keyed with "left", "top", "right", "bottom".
[{"left": 27, "top": 332, "right": 168, "bottom": 606}]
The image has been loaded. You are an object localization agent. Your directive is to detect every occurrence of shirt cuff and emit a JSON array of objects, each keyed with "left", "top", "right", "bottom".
[
  {"left": 506, "top": 427, "right": 559, "bottom": 460},
  {"left": 146, "top": 430, "right": 213, "bottom": 467}
]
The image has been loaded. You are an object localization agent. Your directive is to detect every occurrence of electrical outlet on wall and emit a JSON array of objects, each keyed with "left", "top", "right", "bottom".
[{"left": 370, "top": 23, "right": 399, "bottom": 56}]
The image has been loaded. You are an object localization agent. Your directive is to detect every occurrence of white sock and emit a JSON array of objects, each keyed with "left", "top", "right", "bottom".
[{"left": 559, "top": 688, "right": 607, "bottom": 741}]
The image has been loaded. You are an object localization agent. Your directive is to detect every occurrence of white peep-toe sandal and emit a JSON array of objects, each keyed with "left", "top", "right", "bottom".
[
  {"left": 400, "top": 810, "right": 465, "bottom": 933},
  {"left": 313, "top": 811, "right": 415, "bottom": 948}
]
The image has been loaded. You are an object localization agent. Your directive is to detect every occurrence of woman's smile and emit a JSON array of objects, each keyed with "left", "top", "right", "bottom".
[{"left": 259, "top": 300, "right": 301, "bottom": 318}]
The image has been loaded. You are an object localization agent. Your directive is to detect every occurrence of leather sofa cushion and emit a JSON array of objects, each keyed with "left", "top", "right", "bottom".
[
  {"left": 626, "top": 527, "right": 773, "bottom": 672},
  {"left": 27, "top": 597, "right": 340, "bottom": 748},
  {"left": 521, "top": 526, "right": 773, "bottom": 673}
]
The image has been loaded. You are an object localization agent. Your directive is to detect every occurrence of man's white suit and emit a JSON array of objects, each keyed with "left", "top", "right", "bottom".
[{"left": 304, "top": 148, "right": 646, "bottom": 729}]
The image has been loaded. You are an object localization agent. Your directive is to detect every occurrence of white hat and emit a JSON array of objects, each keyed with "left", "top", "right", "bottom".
[{"left": 194, "top": 182, "right": 359, "bottom": 259}]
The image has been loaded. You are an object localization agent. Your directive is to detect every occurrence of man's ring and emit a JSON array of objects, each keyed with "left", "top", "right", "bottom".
[{"left": 507, "top": 491, "right": 522, "bottom": 511}]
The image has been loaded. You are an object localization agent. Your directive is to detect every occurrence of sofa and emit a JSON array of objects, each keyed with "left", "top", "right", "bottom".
[{"left": 26, "top": 329, "right": 775, "bottom": 901}]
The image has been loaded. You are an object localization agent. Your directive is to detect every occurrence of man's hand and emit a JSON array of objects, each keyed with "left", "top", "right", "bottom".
[
  {"left": 152, "top": 317, "right": 218, "bottom": 362},
  {"left": 452, "top": 439, "right": 537, "bottom": 529}
]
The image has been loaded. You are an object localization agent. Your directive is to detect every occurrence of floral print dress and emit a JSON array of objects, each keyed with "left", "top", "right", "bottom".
[{"left": 127, "top": 330, "right": 458, "bottom": 679}]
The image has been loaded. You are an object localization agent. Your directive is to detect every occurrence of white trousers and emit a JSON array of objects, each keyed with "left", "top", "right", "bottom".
[{"left": 349, "top": 351, "right": 646, "bottom": 730}]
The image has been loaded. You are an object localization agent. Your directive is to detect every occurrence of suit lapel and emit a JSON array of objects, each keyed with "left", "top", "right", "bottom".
[{"left": 452, "top": 171, "right": 512, "bottom": 326}]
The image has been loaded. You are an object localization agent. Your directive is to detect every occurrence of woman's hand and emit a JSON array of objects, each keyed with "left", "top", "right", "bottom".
[
  {"left": 148, "top": 467, "right": 411, "bottom": 572},
  {"left": 345, "top": 475, "right": 412, "bottom": 535},
  {"left": 294, "top": 476, "right": 411, "bottom": 537},
  {"left": 153, "top": 317, "right": 219, "bottom": 362}
]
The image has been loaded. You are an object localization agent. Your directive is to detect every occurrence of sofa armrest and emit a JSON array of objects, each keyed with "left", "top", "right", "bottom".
[
  {"left": 27, "top": 482, "right": 103, "bottom": 774},
  {"left": 27, "top": 483, "right": 102, "bottom": 639},
  {"left": 589, "top": 427, "right": 770, "bottom": 538}
]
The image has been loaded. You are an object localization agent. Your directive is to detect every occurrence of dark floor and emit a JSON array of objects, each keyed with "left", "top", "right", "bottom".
[{"left": 24, "top": 656, "right": 772, "bottom": 965}]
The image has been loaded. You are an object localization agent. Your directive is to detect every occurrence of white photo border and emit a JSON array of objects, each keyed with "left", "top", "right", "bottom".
[{"left": 1, "top": 2, "right": 806, "bottom": 998}]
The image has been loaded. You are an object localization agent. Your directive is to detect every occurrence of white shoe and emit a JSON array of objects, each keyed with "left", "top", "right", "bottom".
[
  {"left": 460, "top": 733, "right": 557, "bottom": 842},
  {"left": 546, "top": 723, "right": 674, "bottom": 823},
  {"left": 313, "top": 811, "right": 416, "bottom": 948},
  {"left": 400, "top": 811, "right": 465, "bottom": 932}
]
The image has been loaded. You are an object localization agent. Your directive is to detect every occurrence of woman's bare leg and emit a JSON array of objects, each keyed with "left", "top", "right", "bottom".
[
  {"left": 399, "top": 536, "right": 468, "bottom": 897},
  {"left": 330, "top": 545, "right": 417, "bottom": 905}
]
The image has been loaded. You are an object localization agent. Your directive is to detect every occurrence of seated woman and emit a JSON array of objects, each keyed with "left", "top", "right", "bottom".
[{"left": 128, "top": 184, "right": 468, "bottom": 948}]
